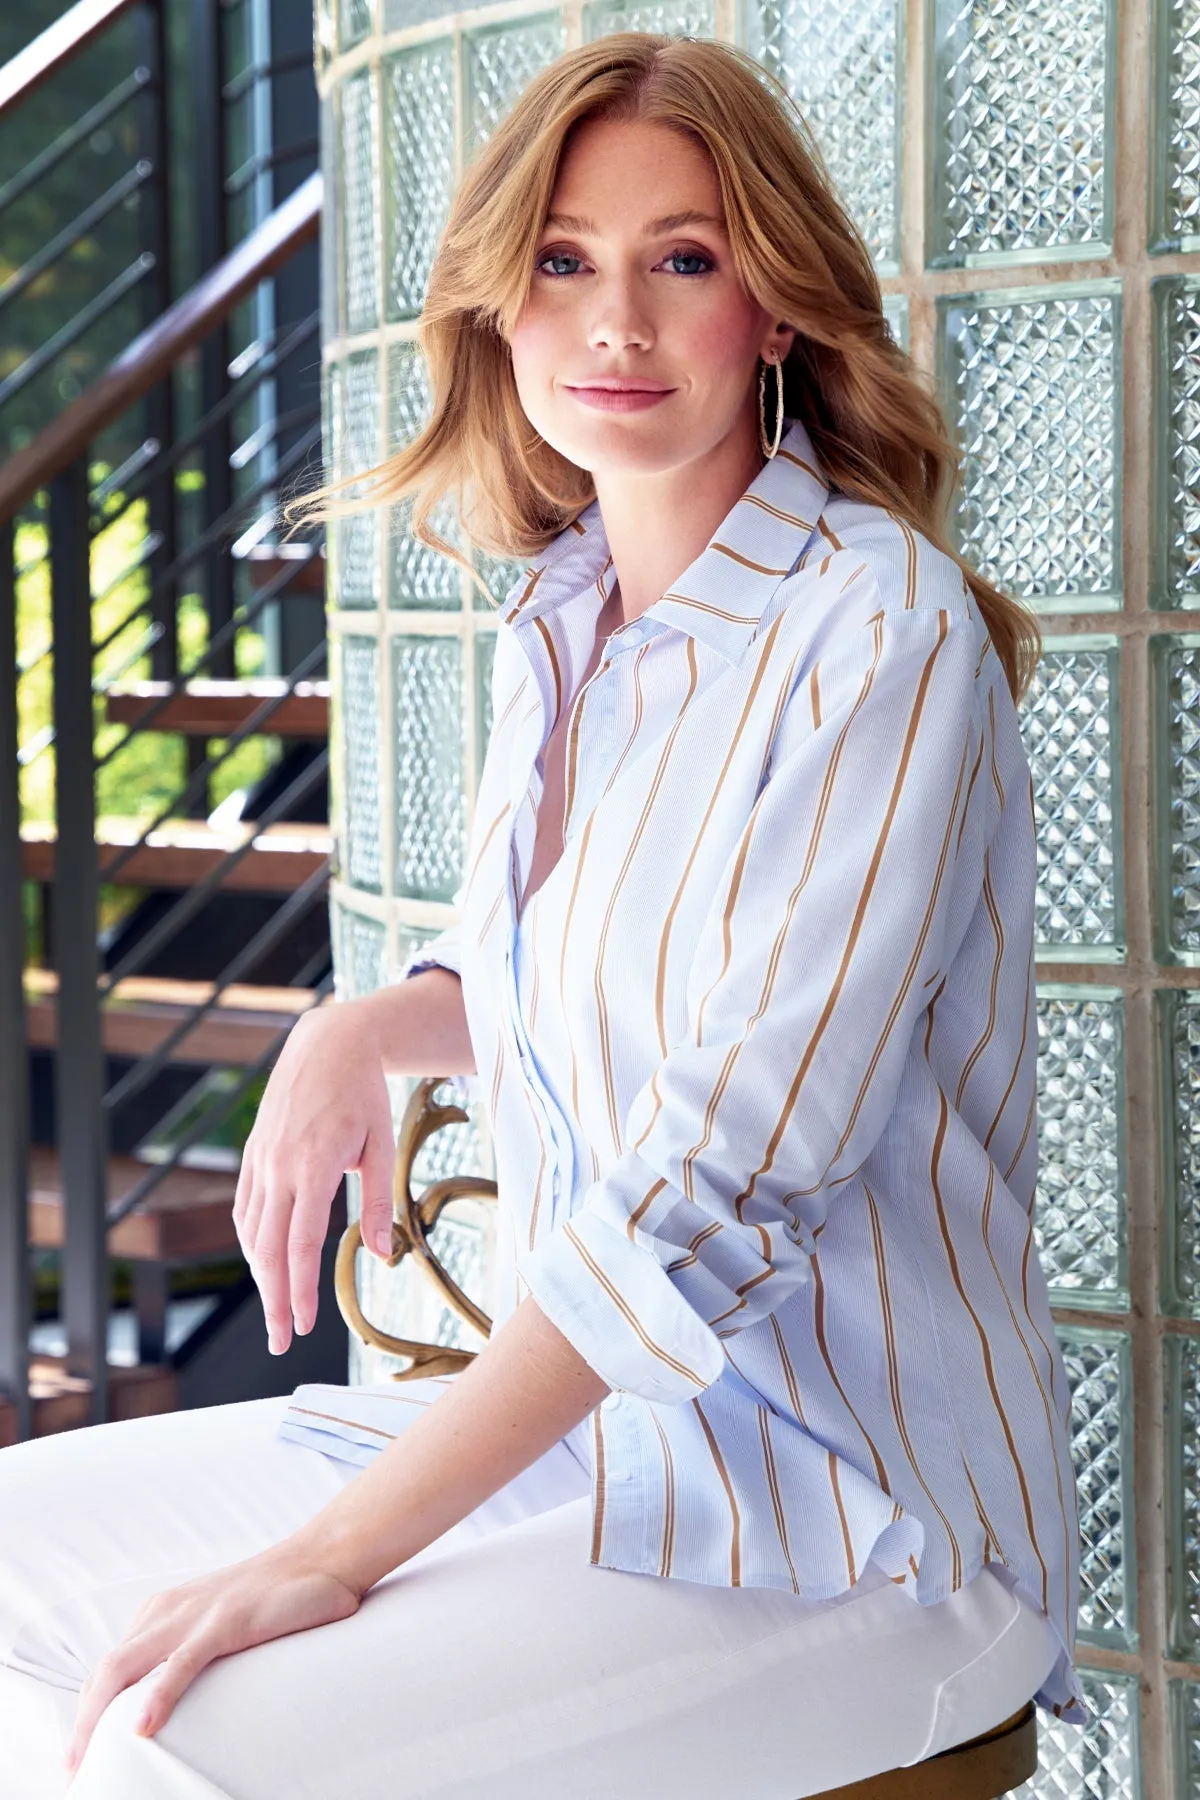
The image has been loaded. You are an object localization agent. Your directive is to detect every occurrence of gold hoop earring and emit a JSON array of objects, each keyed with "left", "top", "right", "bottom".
[{"left": 758, "top": 351, "right": 784, "bottom": 460}]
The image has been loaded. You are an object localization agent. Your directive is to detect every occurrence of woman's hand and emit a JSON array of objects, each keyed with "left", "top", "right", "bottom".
[
  {"left": 234, "top": 1000, "right": 398, "bottom": 1354},
  {"left": 64, "top": 1543, "right": 362, "bottom": 1776}
]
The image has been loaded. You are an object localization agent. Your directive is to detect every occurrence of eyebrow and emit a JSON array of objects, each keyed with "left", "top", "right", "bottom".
[{"left": 542, "top": 209, "right": 726, "bottom": 235}]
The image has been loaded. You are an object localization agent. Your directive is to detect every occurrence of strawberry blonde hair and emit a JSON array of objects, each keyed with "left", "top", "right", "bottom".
[{"left": 293, "top": 32, "right": 1041, "bottom": 701}]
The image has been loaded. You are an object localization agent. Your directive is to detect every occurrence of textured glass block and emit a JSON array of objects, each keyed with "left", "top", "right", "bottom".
[
  {"left": 475, "top": 628, "right": 497, "bottom": 780},
  {"left": 940, "top": 288, "right": 1120, "bottom": 607},
  {"left": 1158, "top": 280, "right": 1200, "bottom": 605},
  {"left": 328, "top": 352, "right": 381, "bottom": 609},
  {"left": 1164, "top": 991, "right": 1200, "bottom": 1314},
  {"left": 339, "top": 0, "right": 373, "bottom": 48},
  {"left": 1159, "top": 0, "right": 1200, "bottom": 249},
  {"left": 320, "top": 93, "right": 340, "bottom": 333},
  {"left": 883, "top": 294, "right": 908, "bottom": 352},
  {"left": 386, "top": 340, "right": 462, "bottom": 609},
  {"left": 1059, "top": 1326, "right": 1134, "bottom": 1648},
  {"left": 340, "top": 636, "right": 383, "bottom": 893},
  {"left": 1170, "top": 1678, "right": 1200, "bottom": 1799},
  {"left": 332, "top": 899, "right": 385, "bottom": 1001},
  {"left": 1167, "top": 1333, "right": 1200, "bottom": 1653},
  {"left": 392, "top": 635, "right": 466, "bottom": 901},
  {"left": 582, "top": 0, "right": 716, "bottom": 38},
  {"left": 1008, "top": 1669, "right": 1138, "bottom": 1800},
  {"left": 931, "top": 0, "right": 1113, "bottom": 266},
  {"left": 1019, "top": 644, "right": 1120, "bottom": 953},
  {"left": 383, "top": 40, "right": 456, "bottom": 321},
  {"left": 338, "top": 68, "right": 379, "bottom": 336},
  {"left": 1034, "top": 990, "right": 1126, "bottom": 1307},
  {"left": 740, "top": 0, "right": 901, "bottom": 267},
  {"left": 1162, "top": 643, "right": 1200, "bottom": 957},
  {"left": 315, "top": 0, "right": 336, "bottom": 77},
  {"left": 473, "top": 546, "right": 526, "bottom": 613},
  {"left": 464, "top": 14, "right": 566, "bottom": 161}
]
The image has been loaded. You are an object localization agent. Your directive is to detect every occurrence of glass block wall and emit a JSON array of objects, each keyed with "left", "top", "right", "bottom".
[{"left": 317, "top": 1, "right": 1200, "bottom": 1789}]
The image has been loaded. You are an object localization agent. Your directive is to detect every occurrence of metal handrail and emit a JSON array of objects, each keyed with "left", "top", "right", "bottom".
[
  {"left": 0, "top": 67, "right": 151, "bottom": 214},
  {"left": 0, "top": 169, "right": 322, "bottom": 523},
  {"left": 0, "top": 0, "right": 143, "bottom": 122},
  {"left": 0, "top": 162, "right": 155, "bottom": 315}
]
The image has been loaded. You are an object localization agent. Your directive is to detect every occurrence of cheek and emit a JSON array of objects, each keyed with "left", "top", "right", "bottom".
[
  {"left": 508, "top": 309, "right": 562, "bottom": 380},
  {"left": 673, "top": 294, "right": 761, "bottom": 375}
]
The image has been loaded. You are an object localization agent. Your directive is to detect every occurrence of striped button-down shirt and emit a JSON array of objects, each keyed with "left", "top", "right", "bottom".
[{"left": 281, "top": 415, "right": 1085, "bottom": 1725}]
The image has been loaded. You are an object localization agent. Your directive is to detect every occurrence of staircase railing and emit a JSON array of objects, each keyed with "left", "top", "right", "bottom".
[{"left": 0, "top": 164, "right": 327, "bottom": 1436}]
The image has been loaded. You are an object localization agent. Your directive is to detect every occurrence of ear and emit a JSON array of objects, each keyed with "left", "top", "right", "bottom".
[{"left": 762, "top": 325, "right": 797, "bottom": 362}]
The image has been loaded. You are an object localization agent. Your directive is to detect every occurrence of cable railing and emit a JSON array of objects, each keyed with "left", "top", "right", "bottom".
[{"left": 0, "top": 137, "right": 325, "bottom": 1435}]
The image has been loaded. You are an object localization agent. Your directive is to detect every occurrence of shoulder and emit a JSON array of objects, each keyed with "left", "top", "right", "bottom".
[{"left": 761, "top": 493, "right": 988, "bottom": 670}]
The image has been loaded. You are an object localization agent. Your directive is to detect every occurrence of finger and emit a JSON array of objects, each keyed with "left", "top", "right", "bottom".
[
  {"left": 66, "top": 1635, "right": 164, "bottom": 1773},
  {"left": 237, "top": 1163, "right": 266, "bottom": 1266},
  {"left": 287, "top": 1188, "right": 332, "bottom": 1335},
  {"left": 134, "top": 1636, "right": 220, "bottom": 1741},
  {"left": 232, "top": 1133, "right": 258, "bottom": 1235},
  {"left": 355, "top": 1116, "right": 397, "bottom": 1261},
  {"left": 251, "top": 1179, "right": 295, "bottom": 1355}
]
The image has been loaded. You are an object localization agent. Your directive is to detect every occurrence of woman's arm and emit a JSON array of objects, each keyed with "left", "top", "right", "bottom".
[
  {"left": 294, "top": 1290, "right": 610, "bottom": 1591},
  {"left": 343, "top": 963, "right": 477, "bottom": 1078}
]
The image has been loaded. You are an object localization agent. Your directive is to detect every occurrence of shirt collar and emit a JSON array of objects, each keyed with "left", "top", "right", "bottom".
[{"left": 499, "top": 415, "right": 830, "bottom": 664}]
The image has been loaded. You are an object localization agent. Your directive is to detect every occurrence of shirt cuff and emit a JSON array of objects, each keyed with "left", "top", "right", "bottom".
[
  {"left": 395, "top": 925, "right": 462, "bottom": 983},
  {"left": 515, "top": 1209, "right": 727, "bottom": 1405}
]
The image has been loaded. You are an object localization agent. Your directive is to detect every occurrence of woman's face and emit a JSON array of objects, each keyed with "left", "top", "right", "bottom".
[{"left": 507, "top": 115, "right": 793, "bottom": 478}]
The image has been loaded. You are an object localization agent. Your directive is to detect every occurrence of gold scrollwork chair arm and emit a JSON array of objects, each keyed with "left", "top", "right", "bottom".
[{"left": 334, "top": 1076, "right": 497, "bottom": 1380}]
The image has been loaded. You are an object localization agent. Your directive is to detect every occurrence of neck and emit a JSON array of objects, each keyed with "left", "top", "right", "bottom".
[{"left": 593, "top": 407, "right": 766, "bottom": 627}]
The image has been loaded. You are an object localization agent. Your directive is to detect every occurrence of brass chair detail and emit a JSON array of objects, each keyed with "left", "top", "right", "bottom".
[
  {"left": 334, "top": 1076, "right": 1040, "bottom": 1800},
  {"left": 334, "top": 1077, "right": 497, "bottom": 1380}
]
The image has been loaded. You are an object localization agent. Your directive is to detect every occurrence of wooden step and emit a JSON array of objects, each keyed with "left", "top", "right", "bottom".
[
  {"left": 21, "top": 816, "right": 332, "bottom": 892},
  {"left": 104, "top": 678, "right": 330, "bottom": 738},
  {"left": 235, "top": 543, "right": 326, "bottom": 595},
  {"left": 24, "top": 969, "right": 330, "bottom": 1066},
  {"left": 0, "top": 1360, "right": 178, "bottom": 1445},
  {"left": 29, "top": 1144, "right": 241, "bottom": 1262}
]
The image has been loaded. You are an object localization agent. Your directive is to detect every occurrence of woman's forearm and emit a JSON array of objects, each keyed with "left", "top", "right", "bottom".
[
  {"left": 342, "top": 965, "right": 477, "bottom": 1078},
  {"left": 289, "top": 1294, "right": 611, "bottom": 1594}
]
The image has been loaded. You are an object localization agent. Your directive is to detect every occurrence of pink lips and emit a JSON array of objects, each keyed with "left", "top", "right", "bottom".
[{"left": 566, "top": 382, "right": 674, "bottom": 413}]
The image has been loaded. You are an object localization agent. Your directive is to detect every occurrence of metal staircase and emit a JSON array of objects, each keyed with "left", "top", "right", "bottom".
[{"left": 0, "top": 0, "right": 348, "bottom": 1439}]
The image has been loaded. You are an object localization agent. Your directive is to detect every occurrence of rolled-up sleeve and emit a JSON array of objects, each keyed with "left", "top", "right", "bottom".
[
  {"left": 395, "top": 923, "right": 463, "bottom": 983},
  {"left": 516, "top": 603, "right": 988, "bottom": 1404}
]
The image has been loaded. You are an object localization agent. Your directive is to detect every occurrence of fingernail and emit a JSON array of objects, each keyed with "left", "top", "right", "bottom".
[{"left": 268, "top": 1330, "right": 281, "bottom": 1355}]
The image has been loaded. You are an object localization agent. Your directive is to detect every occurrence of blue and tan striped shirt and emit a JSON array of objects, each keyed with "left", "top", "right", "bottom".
[{"left": 282, "top": 414, "right": 1085, "bottom": 1725}]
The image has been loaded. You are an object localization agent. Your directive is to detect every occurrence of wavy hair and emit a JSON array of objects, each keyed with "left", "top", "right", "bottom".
[{"left": 292, "top": 32, "right": 1041, "bottom": 701}]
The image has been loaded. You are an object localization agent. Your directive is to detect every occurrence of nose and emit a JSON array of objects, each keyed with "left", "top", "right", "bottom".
[{"left": 585, "top": 270, "right": 654, "bottom": 354}]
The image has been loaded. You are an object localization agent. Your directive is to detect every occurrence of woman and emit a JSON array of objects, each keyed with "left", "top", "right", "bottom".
[{"left": 0, "top": 32, "right": 1086, "bottom": 1798}]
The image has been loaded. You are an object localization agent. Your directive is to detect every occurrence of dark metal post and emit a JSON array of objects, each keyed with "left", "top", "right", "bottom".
[
  {"left": 138, "top": 0, "right": 179, "bottom": 687},
  {"left": 0, "top": 517, "right": 31, "bottom": 1442},
  {"left": 50, "top": 458, "right": 108, "bottom": 1421},
  {"left": 191, "top": 0, "right": 234, "bottom": 682}
]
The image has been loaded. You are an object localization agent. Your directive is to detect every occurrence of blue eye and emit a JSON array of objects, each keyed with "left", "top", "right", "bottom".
[
  {"left": 534, "top": 246, "right": 715, "bottom": 279},
  {"left": 665, "top": 249, "right": 713, "bottom": 276}
]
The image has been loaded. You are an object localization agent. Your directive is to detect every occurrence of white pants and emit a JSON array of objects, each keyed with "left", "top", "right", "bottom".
[{"left": 0, "top": 1380, "right": 1063, "bottom": 1799}]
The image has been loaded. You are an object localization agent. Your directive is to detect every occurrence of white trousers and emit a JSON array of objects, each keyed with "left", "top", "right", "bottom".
[{"left": 0, "top": 1380, "right": 1063, "bottom": 1800}]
